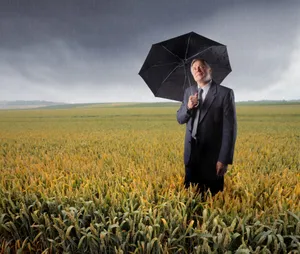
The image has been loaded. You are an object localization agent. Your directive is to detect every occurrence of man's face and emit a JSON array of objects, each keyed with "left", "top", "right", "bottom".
[{"left": 191, "top": 60, "right": 211, "bottom": 83}]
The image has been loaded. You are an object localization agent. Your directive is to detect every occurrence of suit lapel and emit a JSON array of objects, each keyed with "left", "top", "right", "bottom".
[{"left": 199, "top": 81, "right": 217, "bottom": 123}]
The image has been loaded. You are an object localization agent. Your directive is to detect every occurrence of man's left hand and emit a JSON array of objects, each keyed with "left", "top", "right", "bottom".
[{"left": 216, "top": 161, "right": 228, "bottom": 176}]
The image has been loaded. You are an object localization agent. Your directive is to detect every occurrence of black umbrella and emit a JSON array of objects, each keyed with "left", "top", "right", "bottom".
[{"left": 138, "top": 31, "right": 232, "bottom": 102}]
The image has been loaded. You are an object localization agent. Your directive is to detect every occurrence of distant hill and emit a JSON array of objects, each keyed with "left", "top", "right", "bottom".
[
  {"left": 39, "top": 102, "right": 181, "bottom": 109},
  {"left": 236, "top": 100, "right": 300, "bottom": 105},
  {"left": 0, "top": 100, "right": 66, "bottom": 109},
  {"left": 0, "top": 100, "right": 299, "bottom": 110}
]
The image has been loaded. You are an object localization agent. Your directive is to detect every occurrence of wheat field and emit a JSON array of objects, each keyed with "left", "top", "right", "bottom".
[{"left": 0, "top": 104, "right": 299, "bottom": 253}]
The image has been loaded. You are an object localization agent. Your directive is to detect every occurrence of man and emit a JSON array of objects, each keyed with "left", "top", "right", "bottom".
[{"left": 177, "top": 58, "right": 237, "bottom": 196}]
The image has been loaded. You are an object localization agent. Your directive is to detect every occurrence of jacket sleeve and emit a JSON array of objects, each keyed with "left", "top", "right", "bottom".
[
  {"left": 176, "top": 88, "right": 193, "bottom": 124},
  {"left": 218, "top": 89, "right": 237, "bottom": 165}
]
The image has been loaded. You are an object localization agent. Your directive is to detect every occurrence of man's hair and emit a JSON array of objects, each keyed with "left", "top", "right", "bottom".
[{"left": 190, "top": 58, "right": 211, "bottom": 72}]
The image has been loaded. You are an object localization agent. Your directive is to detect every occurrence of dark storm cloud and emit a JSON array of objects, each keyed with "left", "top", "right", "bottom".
[
  {"left": 0, "top": 0, "right": 300, "bottom": 102},
  {"left": 0, "top": 0, "right": 286, "bottom": 50}
]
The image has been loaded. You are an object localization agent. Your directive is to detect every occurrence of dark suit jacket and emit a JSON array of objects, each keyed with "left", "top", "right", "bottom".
[{"left": 177, "top": 81, "right": 237, "bottom": 180}]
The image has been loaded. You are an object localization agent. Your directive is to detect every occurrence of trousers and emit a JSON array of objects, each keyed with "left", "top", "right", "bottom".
[
  {"left": 184, "top": 138, "right": 224, "bottom": 196},
  {"left": 184, "top": 167, "right": 224, "bottom": 196}
]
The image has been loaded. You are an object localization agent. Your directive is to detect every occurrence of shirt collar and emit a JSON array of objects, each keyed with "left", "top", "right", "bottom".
[{"left": 198, "top": 80, "right": 212, "bottom": 93}]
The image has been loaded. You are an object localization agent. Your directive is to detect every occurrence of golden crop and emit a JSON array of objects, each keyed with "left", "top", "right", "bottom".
[{"left": 0, "top": 104, "right": 299, "bottom": 253}]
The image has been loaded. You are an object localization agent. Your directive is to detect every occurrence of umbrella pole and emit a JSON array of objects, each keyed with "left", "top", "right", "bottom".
[
  {"left": 185, "top": 64, "right": 198, "bottom": 107},
  {"left": 184, "top": 64, "right": 193, "bottom": 97}
]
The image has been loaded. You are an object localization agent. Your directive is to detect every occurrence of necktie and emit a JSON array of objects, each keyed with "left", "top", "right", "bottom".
[{"left": 191, "top": 88, "right": 203, "bottom": 139}]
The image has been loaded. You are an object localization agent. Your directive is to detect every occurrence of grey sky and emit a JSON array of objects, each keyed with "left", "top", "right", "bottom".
[{"left": 1, "top": 0, "right": 300, "bottom": 103}]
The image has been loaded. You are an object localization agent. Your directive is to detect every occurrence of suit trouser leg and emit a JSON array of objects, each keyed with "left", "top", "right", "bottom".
[
  {"left": 184, "top": 138, "right": 224, "bottom": 196},
  {"left": 184, "top": 165, "right": 224, "bottom": 196},
  {"left": 184, "top": 166, "right": 194, "bottom": 189},
  {"left": 196, "top": 177, "right": 224, "bottom": 196},
  {"left": 184, "top": 138, "right": 199, "bottom": 188}
]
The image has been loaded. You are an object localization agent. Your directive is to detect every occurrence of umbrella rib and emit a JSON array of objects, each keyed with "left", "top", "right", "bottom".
[
  {"left": 161, "top": 64, "right": 181, "bottom": 85},
  {"left": 183, "top": 64, "right": 190, "bottom": 98},
  {"left": 138, "top": 62, "right": 180, "bottom": 75},
  {"left": 185, "top": 33, "right": 192, "bottom": 60},
  {"left": 186, "top": 46, "right": 213, "bottom": 61},
  {"left": 148, "top": 61, "right": 180, "bottom": 68},
  {"left": 161, "top": 45, "right": 182, "bottom": 61},
  {"left": 186, "top": 65, "right": 194, "bottom": 97}
]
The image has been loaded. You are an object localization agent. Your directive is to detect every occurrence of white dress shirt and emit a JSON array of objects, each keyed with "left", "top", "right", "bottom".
[{"left": 198, "top": 80, "right": 212, "bottom": 101}]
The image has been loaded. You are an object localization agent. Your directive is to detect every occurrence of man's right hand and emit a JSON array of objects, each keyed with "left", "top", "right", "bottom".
[{"left": 187, "top": 93, "right": 198, "bottom": 109}]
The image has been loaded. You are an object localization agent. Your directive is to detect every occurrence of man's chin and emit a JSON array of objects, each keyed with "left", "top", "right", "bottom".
[
  {"left": 194, "top": 76, "right": 203, "bottom": 82},
  {"left": 194, "top": 77, "right": 207, "bottom": 83}
]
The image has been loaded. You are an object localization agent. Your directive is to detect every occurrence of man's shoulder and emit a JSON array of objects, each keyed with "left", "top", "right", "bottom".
[{"left": 217, "top": 84, "right": 234, "bottom": 95}]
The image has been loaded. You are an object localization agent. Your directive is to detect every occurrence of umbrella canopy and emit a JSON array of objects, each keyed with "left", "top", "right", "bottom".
[{"left": 138, "top": 31, "right": 232, "bottom": 102}]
